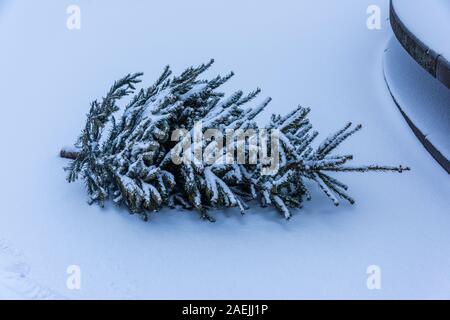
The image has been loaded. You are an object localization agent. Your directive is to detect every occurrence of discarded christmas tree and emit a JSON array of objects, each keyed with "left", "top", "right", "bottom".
[{"left": 61, "top": 60, "right": 409, "bottom": 221}]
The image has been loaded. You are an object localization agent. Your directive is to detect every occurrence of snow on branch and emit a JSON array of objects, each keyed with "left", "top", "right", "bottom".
[{"left": 62, "top": 60, "right": 410, "bottom": 221}]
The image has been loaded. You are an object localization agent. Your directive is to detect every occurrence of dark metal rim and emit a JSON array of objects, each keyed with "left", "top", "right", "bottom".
[{"left": 390, "top": 0, "right": 450, "bottom": 90}]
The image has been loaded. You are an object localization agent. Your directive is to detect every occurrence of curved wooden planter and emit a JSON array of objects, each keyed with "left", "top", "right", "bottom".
[
  {"left": 383, "top": 57, "right": 450, "bottom": 174},
  {"left": 386, "top": 1, "right": 450, "bottom": 173},
  {"left": 390, "top": 0, "right": 450, "bottom": 90}
]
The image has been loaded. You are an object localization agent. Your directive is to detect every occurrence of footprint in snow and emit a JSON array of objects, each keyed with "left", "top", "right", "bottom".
[{"left": 0, "top": 238, "right": 65, "bottom": 300}]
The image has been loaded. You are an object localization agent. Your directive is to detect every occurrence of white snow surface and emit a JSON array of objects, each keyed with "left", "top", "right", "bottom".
[
  {"left": 0, "top": 0, "right": 449, "bottom": 299},
  {"left": 393, "top": 0, "right": 450, "bottom": 59}
]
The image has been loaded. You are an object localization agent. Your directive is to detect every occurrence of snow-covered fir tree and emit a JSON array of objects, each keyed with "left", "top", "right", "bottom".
[{"left": 62, "top": 60, "right": 409, "bottom": 221}]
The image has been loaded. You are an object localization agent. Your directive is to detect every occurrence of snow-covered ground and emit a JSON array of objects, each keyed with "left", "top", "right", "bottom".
[{"left": 0, "top": 0, "right": 449, "bottom": 299}]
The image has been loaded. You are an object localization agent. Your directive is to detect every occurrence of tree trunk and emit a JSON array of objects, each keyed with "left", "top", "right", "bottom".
[{"left": 60, "top": 148, "right": 80, "bottom": 160}]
